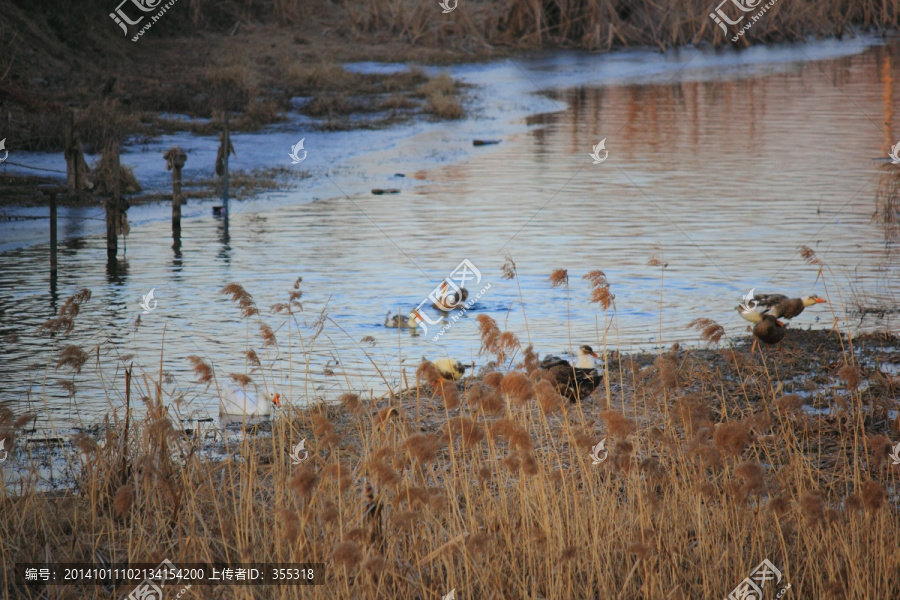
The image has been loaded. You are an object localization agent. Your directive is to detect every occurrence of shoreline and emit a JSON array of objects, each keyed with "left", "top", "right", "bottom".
[{"left": 4, "top": 327, "right": 898, "bottom": 492}]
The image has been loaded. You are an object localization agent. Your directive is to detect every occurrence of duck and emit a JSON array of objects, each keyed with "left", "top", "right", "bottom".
[
  {"left": 219, "top": 386, "right": 281, "bottom": 417},
  {"left": 737, "top": 306, "right": 787, "bottom": 346},
  {"left": 749, "top": 293, "right": 826, "bottom": 320},
  {"left": 432, "top": 282, "right": 469, "bottom": 311},
  {"left": 432, "top": 357, "right": 470, "bottom": 381},
  {"left": 538, "top": 345, "right": 602, "bottom": 402},
  {"left": 385, "top": 309, "right": 421, "bottom": 329}
]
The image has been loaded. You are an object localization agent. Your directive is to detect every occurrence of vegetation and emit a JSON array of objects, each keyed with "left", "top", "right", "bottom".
[{"left": 2, "top": 249, "right": 898, "bottom": 599}]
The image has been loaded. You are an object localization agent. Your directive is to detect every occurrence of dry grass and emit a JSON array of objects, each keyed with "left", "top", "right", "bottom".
[{"left": 3, "top": 266, "right": 900, "bottom": 598}]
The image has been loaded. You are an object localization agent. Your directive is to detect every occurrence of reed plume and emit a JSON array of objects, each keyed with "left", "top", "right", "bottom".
[
  {"left": 220, "top": 283, "right": 258, "bottom": 318},
  {"left": 500, "top": 371, "right": 533, "bottom": 405},
  {"left": 39, "top": 288, "right": 92, "bottom": 335},
  {"left": 688, "top": 318, "right": 725, "bottom": 345},
  {"left": 289, "top": 467, "right": 319, "bottom": 498},
  {"left": 712, "top": 422, "right": 751, "bottom": 457},
  {"left": 56, "top": 345, "right": 89, "bottom": 374},
  {"left": 402, "top": 433, "right": 439, "bottom": 463},
  {"left": 548, "top": 268, "right": 568, "bottom": 287},
  {"left": 861, "top": 481, "right": 886, "bottom": 512},
  {"left": 800, "top": 491, "right": 826, "bottom": 527},
  {"left": 583, "top": 270, "right": 615, "bottom": 310},
  {"left": 186, "top": 355, "right": 214, "bottom": 386}
]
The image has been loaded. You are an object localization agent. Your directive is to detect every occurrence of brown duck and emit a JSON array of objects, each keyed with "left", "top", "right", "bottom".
[
  {"left": 737, "top": 307, "right": 787, "bottom": 345},
  {"left": 538, "top": 345, "right": 602, "bottom": 402}
]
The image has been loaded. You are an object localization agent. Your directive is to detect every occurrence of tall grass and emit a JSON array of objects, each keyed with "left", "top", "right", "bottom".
[
  {"left": 2, "top": 263, "right": 899, "bottom": 599},
  {"left": 342, "top": 0, "right": 900, "bottom": 50}
]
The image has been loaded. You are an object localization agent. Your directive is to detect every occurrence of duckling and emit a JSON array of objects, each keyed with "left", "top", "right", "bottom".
[
  {"left": 538, "top": 345, "right": 602, "bottom": 402},
  {"left": 385, "top": 309, "right": 421, "bottom": 329},
  {"left": 432, "top": 282, "right": 469, "bottom": 311},
  {"left": 750, "top": 293, "right": 826, "bottom": 320},
  {"left": 432, "top": 357, "right": 470, "bottom": 381}
]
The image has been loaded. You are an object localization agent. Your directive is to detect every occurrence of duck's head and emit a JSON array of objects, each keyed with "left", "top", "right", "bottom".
[
  {"left": 265, "top": 392, "right": 281, "bottom": 408},
  {"left": 803, "top": 295, "right": 827, "bottom": 307},
  {"left": 577, "top": 345, "right": 599, "bottom": 358},
  {"left": 409, "top": 309, "right": 422, "bottom": 323}
]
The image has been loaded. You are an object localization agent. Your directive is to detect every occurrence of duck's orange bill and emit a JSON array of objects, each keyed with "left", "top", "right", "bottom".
[
  {"left": 272, "top": 393, "right": 281, "bottom": 407},
  {"left": 590, "top": 352, "right": 599, "bottom": 358},
  {"left": 816, "top": 298, "right": 827, "bottom": 303}
]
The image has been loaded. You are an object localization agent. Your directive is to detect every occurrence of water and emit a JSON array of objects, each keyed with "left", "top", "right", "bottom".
[{"left": 1, "top": 38, "right": 899, "bottom": 438}]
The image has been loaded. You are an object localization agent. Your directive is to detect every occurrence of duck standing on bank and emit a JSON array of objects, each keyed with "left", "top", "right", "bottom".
[
  {"left": 737, "top": 306, "right": 787, "bottom": 346},
  {"left": 432, "top": 357, "right": 471, "bottom": 381},
  {"left": 539, "top": 345, "right": 602, "bottom": 402},
  {"left": 748, "top": 293, "right": 826, "bottom": 320}
]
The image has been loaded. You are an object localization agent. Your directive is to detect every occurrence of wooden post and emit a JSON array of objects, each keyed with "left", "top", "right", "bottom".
[
  {"left": 223, "top": 114, "right": 230, "bottom": 223},
  {"left": 65, "top": 112, "right": 76, "bottom": 195},
  {"left": 164, "top": 146, "right": 187, "bottom": 240},
  {"left": 106, "top": 142, "right": 120, "bottom": 264},
  {"left": 49, "top": 191, "right": 57, "bottom": 277}
]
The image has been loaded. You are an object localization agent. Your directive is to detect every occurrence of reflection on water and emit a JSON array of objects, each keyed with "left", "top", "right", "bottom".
[{"left": 1, "top": 42, "right": 899, "bottom": 435}]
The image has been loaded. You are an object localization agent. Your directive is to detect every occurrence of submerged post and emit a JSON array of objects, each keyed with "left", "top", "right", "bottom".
[
  {"left": 215, "top": 114, "right": 234, "bottom": 241},
  {"left": 106, "top": 141, "right": 120, "bottom": 264},
  {"left": 49, "top": 190, "right": 57, "bottom": 277},
  {"left": 223, "top": 114, "right": 230, "bottom": 222},
  {"left": 164, "top": 146, "right": 187, "bottom": 240}
]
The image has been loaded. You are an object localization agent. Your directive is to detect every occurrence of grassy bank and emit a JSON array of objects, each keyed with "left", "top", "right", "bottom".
[{"left": 2, "top": 252, "right": 898, "bottom": 599}]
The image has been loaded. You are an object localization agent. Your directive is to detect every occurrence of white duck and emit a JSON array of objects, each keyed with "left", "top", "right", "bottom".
[
  {"left": 219, "top": 386, "right": 281, "bottom": 418},
  {"left": 574, "top": 344, "right": 599, "bottom": 368}
]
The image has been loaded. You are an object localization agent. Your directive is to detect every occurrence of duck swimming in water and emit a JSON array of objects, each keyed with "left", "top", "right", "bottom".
[
  {"left": 432, "top": 282, "right": 469, "bottom": 311},
  {"left": 538, "top": 345, "right": 602, "bottom": 402},
  {"left": 385, "top": 309, "right": 422, "bottom": 329},
  {"left": 741, "top": 293, "right": 826, "bottom": 321}
]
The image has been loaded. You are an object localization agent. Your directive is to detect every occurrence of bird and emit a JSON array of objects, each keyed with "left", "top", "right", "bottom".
[
  {"left": 745, "top": 293, "right": 826, "bottom": 320},
  {"left": 432, "top": 357, "right": 470, "bottom": 380},
  {"left": 737, "top": 306, "right": 787, "bottom": 346},
  {"left": 539, "top": 345, "right": 602, "bottom": 402},
  {"left": 385, "top": 309, "right": 421, "bottom": 328},
  {"left": 219, "top": 386, "right": 281, "bottom": 417},
  {"left": 432, "top": 282, "right": 469, "bottom": 311}
]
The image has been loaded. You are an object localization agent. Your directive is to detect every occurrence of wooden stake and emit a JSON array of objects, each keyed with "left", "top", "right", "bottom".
[
  {"left": 106, "top": 141, "right": 120, "bottom": 264},
  {"left": 49, "top": 190, "right": 57, "bottom": 277},
  {"left": 65, "top": 112, "right": 76, "bottom": 195},
  {"left": 223, "top": 114, "right": 230, "bottom": 222},
  {"left": 164, "top": 146, "right": 187, "bottom": 239}
]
